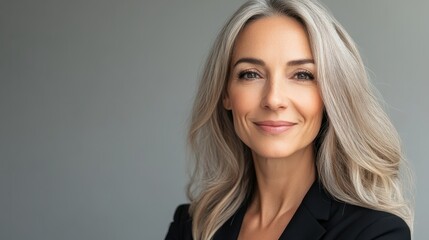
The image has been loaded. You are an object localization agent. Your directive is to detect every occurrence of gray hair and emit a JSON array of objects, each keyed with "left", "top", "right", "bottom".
[{"left": 187, "top": 0, "right": 414, "bottom": 239}]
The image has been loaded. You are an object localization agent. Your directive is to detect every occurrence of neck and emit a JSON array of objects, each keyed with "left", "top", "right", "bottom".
[{"left": 249, "top": 147, "right": 316, "bottom": 225}]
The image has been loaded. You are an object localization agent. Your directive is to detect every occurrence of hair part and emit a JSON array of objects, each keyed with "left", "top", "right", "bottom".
[{"left": 187, "top": 0, "right": 414, "bottom": 239}]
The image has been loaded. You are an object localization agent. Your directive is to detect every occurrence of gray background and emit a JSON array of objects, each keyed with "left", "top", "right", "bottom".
[{"left": 1, "top": 0, "right": 427, "bottom": 239}]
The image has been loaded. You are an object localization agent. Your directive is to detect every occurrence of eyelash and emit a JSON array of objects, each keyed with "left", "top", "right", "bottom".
[
  {"left": 293, "top": 70, "right": 315, "bottom": 80},
  {"left": 238, "top": 70, "right": 261, "bottom": 80},
  {"left": 237, "top": 70, "right": 315, "bottom": 81}
]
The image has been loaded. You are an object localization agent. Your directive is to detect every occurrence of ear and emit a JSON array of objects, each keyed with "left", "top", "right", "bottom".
[{"left": 223, "top": 94, "right": 232, "bottom": 110}]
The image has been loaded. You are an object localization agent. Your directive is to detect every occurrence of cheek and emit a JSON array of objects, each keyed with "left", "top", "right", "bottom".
[
  {"left": 228, "top": 86, "right": 260, "bottom": 115},
  {"left": 227, "top": 86, "right": 261, "bottom": 142},
  {"left": 295, "top": 89, "right": 324, "bottom": 124}
]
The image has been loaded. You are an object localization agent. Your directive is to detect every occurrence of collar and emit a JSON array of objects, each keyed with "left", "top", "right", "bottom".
[
  {"left": 278, "top": 180, "right": 331, "bottom": 239},
  {"left": 213, "top": 180, "right": 332, "bottom": 240}
]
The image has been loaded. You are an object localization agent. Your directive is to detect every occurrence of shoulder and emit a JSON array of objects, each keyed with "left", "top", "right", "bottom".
[
  {"left": 172, "top": 204, "right": 191, "bottom": 223},
  {"left": 354, "top": 210, "right": 410, "bottom": 240},
  {"left": 324, "top": 200, "right": 411, "bottom": 239},
  {"left": 165, "top": 204, "right": 193, "bottom": 240}
]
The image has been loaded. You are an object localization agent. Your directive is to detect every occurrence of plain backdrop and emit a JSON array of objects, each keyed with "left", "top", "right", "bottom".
[{"left": 1, "top": 0, "right": 428, "bottom": 239}]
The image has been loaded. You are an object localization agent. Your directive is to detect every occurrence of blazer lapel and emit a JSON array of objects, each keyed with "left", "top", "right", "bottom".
[
  {"left": 278, "top": 180, "right": 331, "bottom": 240},
  {"left": 213, "top": 180, "right": 332, "bottom": 240},
  {"left": 213, "top": 201, "right": 248, "bottom": 240},
  {"left": 278, "top": 202, "right": 326, "bottom": 239}
]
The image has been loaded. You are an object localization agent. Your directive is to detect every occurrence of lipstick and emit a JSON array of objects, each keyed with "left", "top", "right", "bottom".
[{"left": 254, "top": 120, "right": 296, "bottom": 134}]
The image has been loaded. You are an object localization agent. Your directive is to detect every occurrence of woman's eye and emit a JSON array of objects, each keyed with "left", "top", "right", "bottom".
[
  {"left": 294, "top": 71, "right": 314, "bottom": 80},
  {"left": 238, "top": 71, "right": 260, "bottom": 80}
]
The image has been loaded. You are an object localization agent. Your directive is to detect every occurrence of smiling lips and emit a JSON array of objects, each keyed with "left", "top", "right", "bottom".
[{"left": 254, "top": 120, "right": 296, "bottom": 134}]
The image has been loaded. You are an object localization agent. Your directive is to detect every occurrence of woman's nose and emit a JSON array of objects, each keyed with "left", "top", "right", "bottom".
[{"left": 261, "top": 76, "right": 289, "bottom": 111}]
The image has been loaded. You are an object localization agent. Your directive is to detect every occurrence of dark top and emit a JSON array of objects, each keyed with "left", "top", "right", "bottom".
[{"left": 165, "top": 180, "right": 410, "bottom": 239}]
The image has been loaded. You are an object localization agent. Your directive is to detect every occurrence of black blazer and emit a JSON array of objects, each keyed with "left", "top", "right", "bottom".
[{"left": 165, "top": 181, "right": 410, "bottom": 239}]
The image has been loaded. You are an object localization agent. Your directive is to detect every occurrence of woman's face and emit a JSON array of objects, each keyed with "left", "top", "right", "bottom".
[{"left": 224, "top": 15, "right": 324, "bottom": 160}]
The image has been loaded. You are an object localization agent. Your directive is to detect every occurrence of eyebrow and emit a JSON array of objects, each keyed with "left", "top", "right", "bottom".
[
  {"left": 233, "top": 57, "right": 265, "bottom": 67},
  {"left": 232, "top": 57, "right": 314, "bottom": 67},
  {"left": 287, "top": 59, "right": 315, "bottom": 66}
]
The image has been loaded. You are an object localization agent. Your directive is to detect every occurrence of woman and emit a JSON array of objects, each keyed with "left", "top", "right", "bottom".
[{"left": 166, "top": 0, "right": 414, "bottom": 239}]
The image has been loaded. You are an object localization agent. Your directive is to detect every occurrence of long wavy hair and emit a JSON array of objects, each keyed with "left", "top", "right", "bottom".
[{"left": 186, "top": 0, "right": 414, "bottom": 239}]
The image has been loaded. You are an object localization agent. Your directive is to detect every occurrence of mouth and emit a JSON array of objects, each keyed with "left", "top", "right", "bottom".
[{"left": 254, "top": 120, "right": 296, "bottom": 134}]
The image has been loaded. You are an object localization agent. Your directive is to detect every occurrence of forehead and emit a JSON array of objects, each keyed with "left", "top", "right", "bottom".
[{"left": 231, "top": 15, "right": 313, "bottom": 62}]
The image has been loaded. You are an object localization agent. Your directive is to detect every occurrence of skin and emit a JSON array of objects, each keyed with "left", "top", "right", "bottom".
[{"left": 223, "top": 15, "right": 324, "bottom": 239}]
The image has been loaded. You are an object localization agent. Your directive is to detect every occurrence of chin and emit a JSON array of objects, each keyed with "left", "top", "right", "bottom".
[
  {"left": 251, "top": 148, "right": 296, "bottom": 160},
  {"left": 249, "top": 143, "right": 313, "bottom": 160}
]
